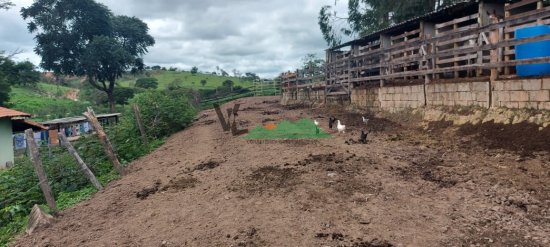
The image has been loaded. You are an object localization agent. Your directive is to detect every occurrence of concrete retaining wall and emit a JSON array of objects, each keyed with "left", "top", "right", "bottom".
[{"left": 282, "top": 78, "right": 550, "bottom": 112}]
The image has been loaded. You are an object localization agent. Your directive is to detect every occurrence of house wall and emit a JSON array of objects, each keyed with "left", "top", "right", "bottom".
[{"left": 0, "top": 118, "right": 14, "bottom": 169}]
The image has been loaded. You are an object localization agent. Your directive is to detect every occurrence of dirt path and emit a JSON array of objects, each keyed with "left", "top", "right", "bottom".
[
  {"left": 65, "top": 89, "right": 79, "bottom": 101},
  {"left": 14, "top": 97, "right": 550, "bottom": 247}
]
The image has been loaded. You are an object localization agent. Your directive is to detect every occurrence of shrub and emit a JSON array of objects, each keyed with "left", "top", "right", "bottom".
[
  {"left": 130, "top": 89, "right": 197, "bottom": 138},
  {"left": 134, "top": 77, "right": 158, "bottom": 89}
]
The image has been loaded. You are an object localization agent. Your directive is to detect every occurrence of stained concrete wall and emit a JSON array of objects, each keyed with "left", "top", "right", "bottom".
[
  {"left": 282, "top": 78, "right": 550, "bottom": 112},
  {"left": 0, "top": 118, "right": 14, "bottom": 169}
]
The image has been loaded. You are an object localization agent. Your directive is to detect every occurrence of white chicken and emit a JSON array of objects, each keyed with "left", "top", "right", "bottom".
[
  {"left": 313, "top": 120, "right": 319, "bottom": 126},
  {"left": 337, "top": 120, "right": 346, "bottom": 133},
  {"left": 362, "top": 116, "right": 369, "bottom": 125}
]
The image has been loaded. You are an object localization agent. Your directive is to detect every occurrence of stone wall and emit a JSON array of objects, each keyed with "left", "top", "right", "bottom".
[
  {"left": 282, "top": 78, "right": 550, "bottom": 112},
  {"left": 492, "top": 78, "right": 550, "bottom": 110}
]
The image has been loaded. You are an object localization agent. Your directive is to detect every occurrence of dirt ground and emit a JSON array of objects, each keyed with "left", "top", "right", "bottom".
[{"left": 14, "top": 96, "right": 550, "bottom": 247}]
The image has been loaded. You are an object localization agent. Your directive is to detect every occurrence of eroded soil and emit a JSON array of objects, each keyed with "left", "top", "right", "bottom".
[{"left": 14, "top": 97, "right": 550, "bottom": 247}]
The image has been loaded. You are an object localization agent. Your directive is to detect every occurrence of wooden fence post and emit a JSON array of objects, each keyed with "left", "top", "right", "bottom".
[
  {"left": 132, "top": 104, "right": 148, "bottom": 146},
  {"left": 83, "top": 107, "right": 125, "bottom": 175},
  {"left": 213, "top": 103, "right": 230, "bottom": 131},
  {"left": 59, "top": 133, "right": 103, "bottom": 191},
  {"left": 25, "top": 129, "right": 57, "bottom": 212},
  {"left": 488, "top": 16, "right": 500, "bottom": 109}
]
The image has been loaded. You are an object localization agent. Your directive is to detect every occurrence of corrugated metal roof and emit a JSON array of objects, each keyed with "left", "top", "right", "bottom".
[
  {"left": 41, "top": 113, "right": 121, "bottom": 125},
  {"left": 331, "top": 0, "right": 476, "bottom": 49},
  {"left": 0, "top": 107, "right": 31, "bottom": 119}
]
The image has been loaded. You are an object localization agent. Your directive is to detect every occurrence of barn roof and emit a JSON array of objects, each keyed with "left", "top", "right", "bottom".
[
  {"left": 41, "top": 113, "right": 121, "bottom": 125},
  {"left": 329, "top": 0, "right": 511, "bottom": 50},
  {"left": 0, "top": 107, "right": 31, "bottom": 119}
]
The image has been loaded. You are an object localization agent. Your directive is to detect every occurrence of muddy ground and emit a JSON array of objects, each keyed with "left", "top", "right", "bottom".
[{"left": 14, "top": 96, "right": 550, "bottom": 247}]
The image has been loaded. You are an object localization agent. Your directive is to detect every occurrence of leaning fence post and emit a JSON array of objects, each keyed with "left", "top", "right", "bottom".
[
  {"left": 132, "top": 104, "right": 148, "bottom": 145},
  {"left": 59, "top": 133, "right": 103, "bottom": 191},
  {"left": 25, "top": 129, "right": 57, "bottom": 212},
  {"left": 83, "top": 107, "right": 125, "bottom": 175}
]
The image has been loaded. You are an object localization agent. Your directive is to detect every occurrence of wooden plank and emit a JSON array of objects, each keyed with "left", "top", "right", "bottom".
[
  {"left": 436, "top": 53, "right": 478, "bottom": 65},
  {"left": 504, "top": 18, "right": 550, "bottom": 33},
  {"left": 25, "top": 129, "right": 57, "bottom": 212},
  {"left": 505, "top": 0, "right": 540, "bottom": 11},
  {"left": 391, "top": 29, "right": 421, "bottom": 41},
  {"left": 83, "top": 107, "right": 125, "bottom": 176},
  {"left": 436, "top": 34, "right": 478, "bottom": 47},
  {"left": 59, "top": 133, "right": 103, "bottom": 191},
  {"left": 436, "top": 23, "right": 479, "bottom": 36},
  {"left": 435, "top": 14, "right": 479, "bottom": 29}
]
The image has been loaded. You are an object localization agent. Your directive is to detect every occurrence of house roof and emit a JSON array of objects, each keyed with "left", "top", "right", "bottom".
[
  {"left": 41, "top": 113, "right": 121, "bottom": 126},
  {"left": 0, "top": 107, "right": 31, "bottom": 119},
  {"left": 12, "top": 119, "right": 48, "bottom": 132}
]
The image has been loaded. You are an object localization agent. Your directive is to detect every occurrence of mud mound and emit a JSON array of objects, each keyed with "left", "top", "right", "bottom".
[
  {"left": 395, "top": 156, "right": 457, "bottom": 188},
  {"left": 262, "top": 118, "right": 276, "bottom": 123},
  {"left": 195, "top": 160, "right": 221, "bottom": 171},
  {"left": 228, "top": 227, "right": 266, "bottom": 247},
  {"left": 457, "top": 121, "right": 550, "bottom": 156},
  {"left": 316, "top": 233, "right": 394, "bottom": 247},
  {"left": 136, "top": 180, "right": 162, "bottom": 200},
  {"left": 162, "top": 176, "right": 198, "bottom": 191},
  {"left": 231, "top": 166, "right": 303, "bottom": 195},
  {"left": 261, "top": 110, "right": 280, "bottom": 115}
]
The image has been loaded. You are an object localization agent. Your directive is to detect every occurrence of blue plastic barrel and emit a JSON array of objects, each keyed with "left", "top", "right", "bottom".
[{"left": 515, "top": 25, "right": 550, "bottom": 77}]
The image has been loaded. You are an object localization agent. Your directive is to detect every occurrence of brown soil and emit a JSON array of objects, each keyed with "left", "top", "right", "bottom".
[{"left": 14, "top": 97, "right": 550, "bottom": 247}]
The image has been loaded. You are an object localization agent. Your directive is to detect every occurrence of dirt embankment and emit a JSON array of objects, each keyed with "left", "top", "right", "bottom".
[{"left": 14, "top": 97, "right": 550, "bottom": 247}]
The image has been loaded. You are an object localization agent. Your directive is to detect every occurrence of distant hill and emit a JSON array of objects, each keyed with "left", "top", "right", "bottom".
[{"left": 117, "top": 70, "right": 255, "bottom": 90}]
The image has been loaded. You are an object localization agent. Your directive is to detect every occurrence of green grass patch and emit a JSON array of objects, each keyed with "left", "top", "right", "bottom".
[{"left": 244, "top": 119, "right": 331, "bottom": 139}]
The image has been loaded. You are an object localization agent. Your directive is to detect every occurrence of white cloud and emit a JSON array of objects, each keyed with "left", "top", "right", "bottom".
[{"left": 1, "top": 0, "right": 339, "bottom": 78}]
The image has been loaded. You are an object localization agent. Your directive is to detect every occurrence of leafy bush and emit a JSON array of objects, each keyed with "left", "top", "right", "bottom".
[
  {"left": 130, "top": 89, "right": 197, "bottom": 138},
  {"left": 134, "top": 77, "right": 158, "bottom": 89}
]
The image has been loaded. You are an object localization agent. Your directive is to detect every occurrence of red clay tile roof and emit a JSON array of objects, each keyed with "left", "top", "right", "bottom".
[{"left": 0, "top": 107, "right": 31, "bottom": 119}]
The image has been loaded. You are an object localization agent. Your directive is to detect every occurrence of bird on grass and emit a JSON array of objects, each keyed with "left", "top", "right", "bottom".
[
  {"left": 313, "top": 119, "right": 319, "bottom": 126},
  {"left": 328, "top": 116, "right": 336, "bottom": 129},
  {"left": 337, "top": 120, "right": 346, "bottom": 134},
  {"left": 359, "top": 130, "right": 369, "bottom": 144}
]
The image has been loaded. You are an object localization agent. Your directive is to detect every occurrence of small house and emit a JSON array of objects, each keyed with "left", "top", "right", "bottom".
[{"left": 0, "top": 107, "right": 47, "bottom": 169}]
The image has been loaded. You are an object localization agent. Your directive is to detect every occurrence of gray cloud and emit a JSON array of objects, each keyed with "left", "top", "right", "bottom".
[{"left": 2, "top": 0, "right": 339, "bottom": 78}]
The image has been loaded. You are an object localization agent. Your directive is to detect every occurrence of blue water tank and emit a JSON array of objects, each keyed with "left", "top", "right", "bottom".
[{"left": 515, "top": 25, "right": 550, "bottom": 77}]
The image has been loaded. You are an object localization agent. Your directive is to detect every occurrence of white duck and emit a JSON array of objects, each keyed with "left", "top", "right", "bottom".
[{"left": 337, "top": 120, "right": 346, "bottom": 133}]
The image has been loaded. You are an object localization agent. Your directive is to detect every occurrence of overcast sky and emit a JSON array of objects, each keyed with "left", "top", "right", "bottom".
[{"left": 0, "top": 0, "right": 348, "bottom": 78}]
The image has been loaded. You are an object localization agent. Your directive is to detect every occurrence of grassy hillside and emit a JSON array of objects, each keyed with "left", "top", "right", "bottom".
[
  {"left": 117, "top": 70, "right": 254, "bottom": 90},
  {"left": 8, "top": 83, "right": 101, "bottom": 122}
]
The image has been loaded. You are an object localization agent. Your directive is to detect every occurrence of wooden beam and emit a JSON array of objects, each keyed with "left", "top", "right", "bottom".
[
  {"left": 83, "top": 107, "right": 125, "bottom": 176},
  {"left": 59, "top": 133, "right": 103, "bottom": 191},
  {"left": 25, "top": 129, "right": 57, "bottom": 212}
]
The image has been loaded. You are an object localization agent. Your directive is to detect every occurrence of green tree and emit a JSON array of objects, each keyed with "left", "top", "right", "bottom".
[
  {"left": 318, "top": 0, "right": 462, "bottom": 47},
  {"left": 113, "top": 87, "right": 135, "bottom": 104},
  {"left": 191, "top": 66, "right": 199, "bottom": 75},
  {"left": 200, "top": 79, "right": 207, "bottom": 87},
  {"left": 0, "top": 53, "right": 41, "bottom": 105},
  {"left": 135, "top": 77, "right": 158, "bottom": 89},
  {"left": 21, "top": 0, "right": 155, "bottom": 112},
  {"left": 222, "top": 79, "right": 234, "bottom": 92}
]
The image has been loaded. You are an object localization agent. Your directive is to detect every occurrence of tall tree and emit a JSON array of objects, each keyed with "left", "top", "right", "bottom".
[
  {"left": 21, "top": 0, "right": 154, "bottom": 112},
  {"left": 319, "top": 0, "right": 462, "bottom": 47},
  {"left": 0, "top": 53, "right": 41, "bottom": 106}
]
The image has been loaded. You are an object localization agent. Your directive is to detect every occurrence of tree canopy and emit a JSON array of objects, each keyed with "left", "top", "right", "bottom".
[
  {"left": 21, "top": 0, "right": 155, "bottom": 112},
  {"left": 0, "top": 53, "right": 41, "bottom": 106},
  {"left": 318, "top": 0, "right": 463, "bottom": 47},
  {"left": 135, "top": 77, "right": 159, "bottom": 89}
]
